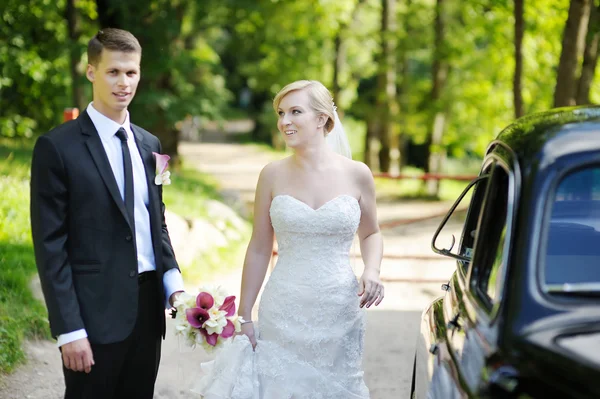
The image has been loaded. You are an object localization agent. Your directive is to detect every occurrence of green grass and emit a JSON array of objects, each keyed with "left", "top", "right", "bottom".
[
  {"left": 374, "top": 167, "right": 473, "bottom": 202},
  {"left": 0, "top": 138, "right": 250, "bottom": 374},
  {"left": 0, "top": 139, "right": 32, "bottom": 179},
  {"left": 0, "top": 139, "right": 50, "bottom": 374},
  {"left": 374, "top": 160, "right": 481, "bottom": 202},
  {"left": 183, "top": 241, "right": 248, "bottom": 284},
  {"left": 163, "top": 162, "right": 251, "bottom": 282},
  {"left": 228, "top": 131, "right": 290, "bottom": 156},
  {"left": 163, "top": 163, "right": 223, "bottom": 219}
]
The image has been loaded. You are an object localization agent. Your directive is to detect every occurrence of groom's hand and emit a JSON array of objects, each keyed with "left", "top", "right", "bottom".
[{"left": 61, "top": 338, "right": 94, "bottom": 373}]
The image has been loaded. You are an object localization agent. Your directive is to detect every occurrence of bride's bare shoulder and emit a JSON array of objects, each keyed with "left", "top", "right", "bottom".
[
  {"left": 346, "top": 159, "right": 373, "bottom": 183},
  {"left": 261, "top": 157, "right": 289, "bottom": 174},
  {"left": 258, "top": 158, "right": 292, "bottom": 187},
  {"left": 333, "top": 155, "right": 369, "bottom": 173}
]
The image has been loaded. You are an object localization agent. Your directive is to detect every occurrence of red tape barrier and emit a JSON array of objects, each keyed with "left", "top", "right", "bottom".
[{"left": 373, "top": 172, "right": 477, "bottom": 182}]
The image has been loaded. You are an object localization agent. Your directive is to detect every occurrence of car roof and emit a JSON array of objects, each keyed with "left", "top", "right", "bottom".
[{"left": 492, "top": 106, "right": 600, "bottom": 170}]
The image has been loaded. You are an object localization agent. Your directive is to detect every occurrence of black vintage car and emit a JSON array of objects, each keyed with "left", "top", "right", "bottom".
[{"left": 411, "top": 106, "right": 600, "bottom": 398}]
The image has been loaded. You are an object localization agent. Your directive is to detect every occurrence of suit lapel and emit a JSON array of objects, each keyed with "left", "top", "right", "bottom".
[
  {"left": 80, "top": 110, "right": 133, "bottom": 232},
  {"left": 131, "top": 125, "right": 156, "bottom": 194}
]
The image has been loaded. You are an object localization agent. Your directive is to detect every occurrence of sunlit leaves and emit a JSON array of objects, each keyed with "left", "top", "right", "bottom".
[
  {"left": 398, "top": 0, "right": 572, "bottom": 159},
  {"left": 0, "top": 0, "right": 98, "bottom": 138},
  {"left": 0, "top": 0, "right": 591, "bottom": 162}
]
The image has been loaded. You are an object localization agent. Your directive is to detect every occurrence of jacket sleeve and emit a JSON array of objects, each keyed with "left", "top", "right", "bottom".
[
  {"left": 156, "top": 140, "right": 180, "bottom": 274},
  {"left": 30, "top": 136, "right": 84, "bottom": 338}
]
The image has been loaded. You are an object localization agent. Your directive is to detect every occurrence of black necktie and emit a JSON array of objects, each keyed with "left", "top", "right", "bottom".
[{"left": 115, "top": 127, "right": 135, "bottom": 235}]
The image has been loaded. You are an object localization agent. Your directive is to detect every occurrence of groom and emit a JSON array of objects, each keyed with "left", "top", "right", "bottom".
[{"left": 30, "top": 28, "right": 184, "bottom": 398}]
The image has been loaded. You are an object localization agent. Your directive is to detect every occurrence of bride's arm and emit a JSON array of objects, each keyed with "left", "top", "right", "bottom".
[
  {"left": 238, "top": 163, "right": 276, "bottom": 322},
  {"left": 355, "top": 162, "right": 385, "bottom": 308}
]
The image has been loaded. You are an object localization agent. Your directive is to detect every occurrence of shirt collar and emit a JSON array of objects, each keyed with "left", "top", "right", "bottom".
[{"left": 86, "top": 103, "right": 133, "bottom": 141}]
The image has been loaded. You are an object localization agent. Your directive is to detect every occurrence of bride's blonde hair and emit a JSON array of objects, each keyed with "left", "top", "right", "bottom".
[{"left": 273, "top": 80, "right": 335, "bottom": 133}]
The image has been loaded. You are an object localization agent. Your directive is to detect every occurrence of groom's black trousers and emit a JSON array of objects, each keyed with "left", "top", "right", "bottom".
[{"left": 63, "top": 272, "right": 162, "bottom": 399}]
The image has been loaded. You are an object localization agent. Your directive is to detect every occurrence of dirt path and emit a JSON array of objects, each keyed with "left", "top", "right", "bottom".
[{"left": 0, "top": 141, "right": 463, "bottom": 399}]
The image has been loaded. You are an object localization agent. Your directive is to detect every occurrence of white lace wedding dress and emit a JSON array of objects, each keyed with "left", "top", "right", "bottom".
[{"left": 193, "top": 194, "right": 370, "bottom": 399}]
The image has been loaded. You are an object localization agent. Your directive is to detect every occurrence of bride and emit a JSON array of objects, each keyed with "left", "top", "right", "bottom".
[{"left": 193, "top": 80, "right": 384, "bottom": 398}]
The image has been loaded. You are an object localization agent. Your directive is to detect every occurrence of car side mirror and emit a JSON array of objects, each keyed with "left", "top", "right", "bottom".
[{"left": 431, "top": 175, "right": 489, "bottom": 262}]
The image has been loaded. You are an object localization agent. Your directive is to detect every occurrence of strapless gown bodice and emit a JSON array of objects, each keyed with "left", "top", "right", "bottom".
[{"left": 267, "top": 194, "right": 361, "bottom": 285}]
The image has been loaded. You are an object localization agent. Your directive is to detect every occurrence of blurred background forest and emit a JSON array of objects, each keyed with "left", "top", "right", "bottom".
[{"left": 1, "top": 0, "right": 600, "bottom": 195}]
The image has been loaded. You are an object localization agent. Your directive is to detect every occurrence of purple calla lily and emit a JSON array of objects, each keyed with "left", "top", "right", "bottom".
[
  {"left": 201, "top": 328, "right": 219, "bottom": 346},
  {"left": 196, "top": 292, "right": 214, "bottom": 310},
  {"left": 185, "top": 307, "right": 210, "bottom": 329},
  {"left": 219, "top": 295, "right": 236, "bottom": 317},
  {"left": 153, "top": 152, "right": 170, "bottom": 174},
  {"left": 220, "top": 320, "right": 235, "bottom": 338}
]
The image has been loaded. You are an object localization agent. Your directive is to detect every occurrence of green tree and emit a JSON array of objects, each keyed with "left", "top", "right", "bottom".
[
  {"left": 219, "top": 0, "right": 380, "bottom": 145},
  {"left": 576, "top": 1, "right": 600, "bottom": 104},
  {"left": 377, "top": 0, "right": 399, "bottom": 173},
  {"left": 96, "top": 0, "right": 232, "bottom": 159},
  {"left": 65, "top": 0, "right": 97, "bottom": 111},
  {"left": 396, "top": 0, "right": 415, "bottom": 171},
  {"left": 554, "top": 0, "right": 592, "bottom": 107},
  {"left": 423, "top": 0, "right": 450, "bottom": 196},
  {"left": 514, "top": 0, "right": 525, "bottom": 118},
  {"left": 1, "top": 0, "right": 70, "bottom": 138}
]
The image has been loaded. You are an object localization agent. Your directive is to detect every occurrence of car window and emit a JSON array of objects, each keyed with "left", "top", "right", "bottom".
[
  {"left": 544, "top": 166, "right": 600, "bottom": 289},
  {"left": 472, "top": 165, "right": 510, "bottom": 306},
  {"left": 430, "top": 172, "right": 490, "bottom": 268},
  {"left": 458, "top": 166, "right": 492, "bottom": 271}
]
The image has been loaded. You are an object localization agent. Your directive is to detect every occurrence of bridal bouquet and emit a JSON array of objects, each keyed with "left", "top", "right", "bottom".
[{"left": 172, "top": 287, "right": 244, "bottom": 352}]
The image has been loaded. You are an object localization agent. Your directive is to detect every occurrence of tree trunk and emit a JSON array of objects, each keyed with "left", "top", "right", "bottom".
[
  {"left": 151, "top": 76, "right": 180, "bottom": 163},
  {"left": 332, "top": 33, "right": 344, "bottom": 107},
  {"left": 364, "top": 119, "right": 380, "bottom": 170},
  {"left": 397, "top": 0, "right": 413, "bottom": 172},
  {"left": 554, "top": 0, "right": 592, "bottom": 107},
  {"left": 426, "top": 112, "right": 446, "bottom": 195},
  {"left": 377, "top": 0, "right": 398, "bottom": 173},
  {"left": 66, "top": 0, "right": 85, "bottom": 110},
  {"left": 424, "top": 0, "right": 448, "bottom": 197},
  {"left": 154, "top": 113, "right": 180, "bottom": 165},
  {"left": 250, "top": 91, "right": 273, "bottom": 144},
  {"left": 513, "top": 0, "right": 525, "bottom": 118},
  {"left": 96, "top": 0, "right": 120, "bottom": 28},
  {"left": 332, "top": 0, "right": 366, "bottom": 108},
  {"left": 577, "top": 3, "right": 600, "bottom": 104}
]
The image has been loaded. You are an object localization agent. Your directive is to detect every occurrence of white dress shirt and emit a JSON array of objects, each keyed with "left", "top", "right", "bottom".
[{"left": 57, "top": 103, "right": 184, "bottom": 347}]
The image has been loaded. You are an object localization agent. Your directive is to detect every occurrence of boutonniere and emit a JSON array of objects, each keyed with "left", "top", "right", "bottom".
[{"left": 153, "top": 152, "right": 171, "bottom": 185}]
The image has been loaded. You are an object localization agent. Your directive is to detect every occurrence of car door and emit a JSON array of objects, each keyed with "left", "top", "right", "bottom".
[
  {"left": 421, "top": 162, "right": 493, "bottom": 398},
  {"left": 450, "top": 160, "right": 514, "bottom": 397}
]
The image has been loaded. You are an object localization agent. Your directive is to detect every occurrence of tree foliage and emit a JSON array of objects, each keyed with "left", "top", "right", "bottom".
[
  {"left": 1, "top": 0, "right": 70, "bottom": 138},
  {"left": 0, "top": 0, "right": 595, "bottom": 172}
]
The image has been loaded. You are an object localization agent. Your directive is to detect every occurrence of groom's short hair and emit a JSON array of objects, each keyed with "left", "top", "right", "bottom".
[{"left": 87, "top": 28, "right": 142, "bottom": 66}]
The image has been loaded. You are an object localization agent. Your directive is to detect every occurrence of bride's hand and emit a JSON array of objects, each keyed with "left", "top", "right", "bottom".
[
  {"left": 358, "top": 269, "right": 384, "bottom": 308},
  {"left": 240, "top": 322, "right": 257, "bottom": 350}
]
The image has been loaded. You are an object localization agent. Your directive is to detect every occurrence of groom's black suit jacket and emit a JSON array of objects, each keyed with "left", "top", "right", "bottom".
[{"left": 30, "top": 110, "right": 179, "bottom": 344}]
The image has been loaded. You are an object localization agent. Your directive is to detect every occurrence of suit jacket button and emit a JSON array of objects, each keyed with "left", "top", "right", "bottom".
[
  {"left": 129, "top": 270, "right": 136, "bottom": 278},
  {"left": 126, "top": 235, "right": 132, "bottom": 241}
]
